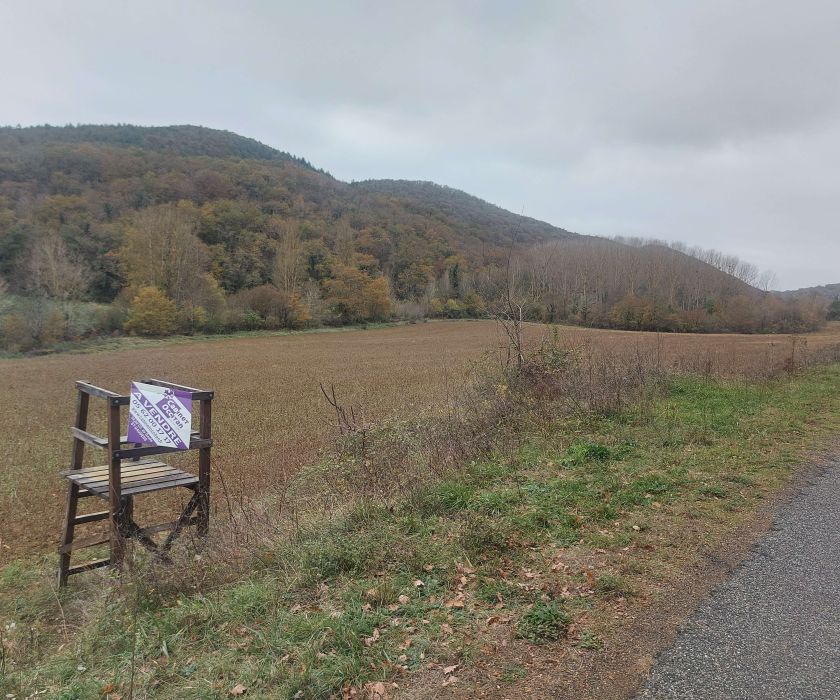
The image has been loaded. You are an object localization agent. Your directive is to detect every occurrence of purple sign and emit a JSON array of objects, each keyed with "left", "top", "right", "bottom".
[{"left": 127, "top": 382, "right": 192, "bottom": 450}]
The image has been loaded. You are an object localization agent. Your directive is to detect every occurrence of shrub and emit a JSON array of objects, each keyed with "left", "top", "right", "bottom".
[
  {"left": 0, "top": 313, "right": 33, "bottom": 352},
  {"left": 233, "top": 284, "right": 312, "bottom": 329},
  {"left": 177, "top": 303, "right": 208, "bottom": 334},
  {"left": 464, "top": 291, "right": 486, "bottom": 317},
  {"left": 124, "top": 286, "right": 178, "bottom": 336},
  {"left": 428, "top": 298, "right": 444, "bottom": 317},
  {"left": 39, "top": 309, "right": 66, "bottom": 345},
  {"left": 444, "top": 298, "right": 466, "bottom": 318}
]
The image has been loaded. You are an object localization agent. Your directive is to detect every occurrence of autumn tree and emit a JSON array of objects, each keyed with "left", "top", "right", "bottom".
[
  {"left": 364, "top": 276, "right": 392, "bottom": 321},
  {"left": 323, "top": 264, "right": 392, "bottom": 324},
  {"left": 124, "top": 286, "right": 178, "bottom": 336},
  {"left": 121, "top": 202, "right": 221, "bottom": 308}
]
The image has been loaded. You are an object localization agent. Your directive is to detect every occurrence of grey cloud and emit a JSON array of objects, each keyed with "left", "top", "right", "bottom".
[{"left": 1, "top": 0, "right": 839, "bottom": 288}]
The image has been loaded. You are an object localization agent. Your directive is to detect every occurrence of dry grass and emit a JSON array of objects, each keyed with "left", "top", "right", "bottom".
[{"left": 2, "top": 320, "right": 840, "bottom": 563}]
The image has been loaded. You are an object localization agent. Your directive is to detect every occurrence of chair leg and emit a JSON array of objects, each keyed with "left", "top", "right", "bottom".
[
  {"left": 58, "top": 482, "right": 80, "bottom": 587},
  {"left": 163, "top": 489, "right": 201, "bottom": 551},
  {"left": 59, "top": 388, "right": 90, "bottom": 588}
]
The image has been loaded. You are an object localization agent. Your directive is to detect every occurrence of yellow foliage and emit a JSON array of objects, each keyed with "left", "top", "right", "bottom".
[{"left": 124, "top": 286, "right": 178, "bottom": 336}]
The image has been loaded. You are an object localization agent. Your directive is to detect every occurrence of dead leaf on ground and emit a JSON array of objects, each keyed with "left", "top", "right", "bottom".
[
  {"left": 364, "top": 680, "right": 392, "bottom": 699},
  {"left": 230, "top": 683, "right": 247, "bottom": 696},
  {"left": 364, "top": 628, "right": 381, "bottom": 646}
]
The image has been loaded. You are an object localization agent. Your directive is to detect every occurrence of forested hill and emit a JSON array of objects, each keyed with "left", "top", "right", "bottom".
[
  {"left": 0, "top": 124, "right": 308, "bottom": 162},
  {"left": 0, "top": 124, "right": 827, "bottom": 352},
  {"left": 782, "top": 282, "right": 840, "bottom": 301},
  {"left": 781, "top": 283, "right": 840, "bottom": 320},
  {"left": 350, "top": 179, "right": 576, "bottom": 244},
  {"left": 0, "top": 124, "right": 576, "bottom": 300}
]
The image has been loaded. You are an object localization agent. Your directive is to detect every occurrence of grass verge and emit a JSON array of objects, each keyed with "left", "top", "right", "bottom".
[{"left": 2, "top": 365, "right": 840, "bottom": 699}]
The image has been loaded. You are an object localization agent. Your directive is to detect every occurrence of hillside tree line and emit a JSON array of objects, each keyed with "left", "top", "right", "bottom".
[{"left": 0, "top": 125, "right": 828, "bottom": 351}]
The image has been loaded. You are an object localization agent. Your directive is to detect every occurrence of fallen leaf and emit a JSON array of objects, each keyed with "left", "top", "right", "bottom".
[
  {"left": 230, "top": 684, "right": 247, "bottom": 696},
  {"left": 398, "top": 594, "right": 410, "bottom": 605},
  {"left": 443, "top": 664, "right": 458, "bottom": 674},
  {"left": 365, "top": 680, "right": 390, "bottom": 699},
  {"left": 363, "top": 628, "right": 381, "bottom": 646},
  {"left": 413, "top": 579, "right": 424, "bottom": 587}
]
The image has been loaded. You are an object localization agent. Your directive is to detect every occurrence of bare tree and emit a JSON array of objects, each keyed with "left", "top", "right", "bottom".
[
  {"left": 270, "top": 218, "right": 303, "bottom": 294},
  {"left": 489, "top": 237, "right": 534, "bottom": 371},
  {"left": 121, "top": 202, "right": 212, "bottom": 305},
  {"left": 28, "top": 234, "right": 89, "bottom": 300}
]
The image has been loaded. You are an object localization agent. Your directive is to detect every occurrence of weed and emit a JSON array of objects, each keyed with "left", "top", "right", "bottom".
[
  {"left": 595, "top": 573, "right": 634, "bottom": 597},
  {"left": 500, "top": 663, "right": 528, "bottom": 682},
  {"left": 460, "top": 513, "right": 511, "bottom": 556},
  {"left": 516, "top": 601, "right": 571, "bottom": 643},
  {"left": 577, "top": 630, "right": 604, "bottom": 650},
  {"left": 561, "top": 441, "right": 614, "bottom": 467}
]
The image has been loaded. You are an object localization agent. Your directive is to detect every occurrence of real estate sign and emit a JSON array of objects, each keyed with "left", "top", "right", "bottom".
[{"left": 127, "top": 382, "right": 192, "bottom": 450}]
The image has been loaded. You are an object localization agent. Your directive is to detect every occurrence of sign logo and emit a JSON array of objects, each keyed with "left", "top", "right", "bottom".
[{"left": 127, "top": 382, "right": 192, "bottom": 450}]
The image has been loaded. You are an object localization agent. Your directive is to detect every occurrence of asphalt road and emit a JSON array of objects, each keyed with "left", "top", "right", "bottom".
[{"left": 637, "top": 461, "right": 840, "bottom": 700}]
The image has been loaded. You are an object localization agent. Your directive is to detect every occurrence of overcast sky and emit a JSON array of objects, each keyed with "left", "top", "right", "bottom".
[{"left": 2, "top": 1, "right": 838, "bottom": 289}]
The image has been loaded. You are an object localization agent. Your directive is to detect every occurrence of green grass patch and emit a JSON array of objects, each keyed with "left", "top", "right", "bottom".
[{"left": 516, "top": 601, "right": 572, "bottom": 643}]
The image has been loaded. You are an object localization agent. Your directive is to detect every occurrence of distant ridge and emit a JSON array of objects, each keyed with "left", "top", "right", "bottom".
[
  {"left": 0, "top": 123, "right": 314, "bottom": 165},
  {"left": 351, "top": 179, "right": 578, "bottom": 243},
  {"left": 781, "top": 283, "right": 840, "bottom": 300}
]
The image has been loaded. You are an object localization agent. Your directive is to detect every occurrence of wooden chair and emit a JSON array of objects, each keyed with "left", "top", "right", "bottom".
[{"left": 58, "top": 379, "right": 213, "bottom": 586}]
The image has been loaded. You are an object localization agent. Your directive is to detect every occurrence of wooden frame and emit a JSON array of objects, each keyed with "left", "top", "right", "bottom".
[{"left": 58, "top": 379, "right": 214, "bottom": 586}]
